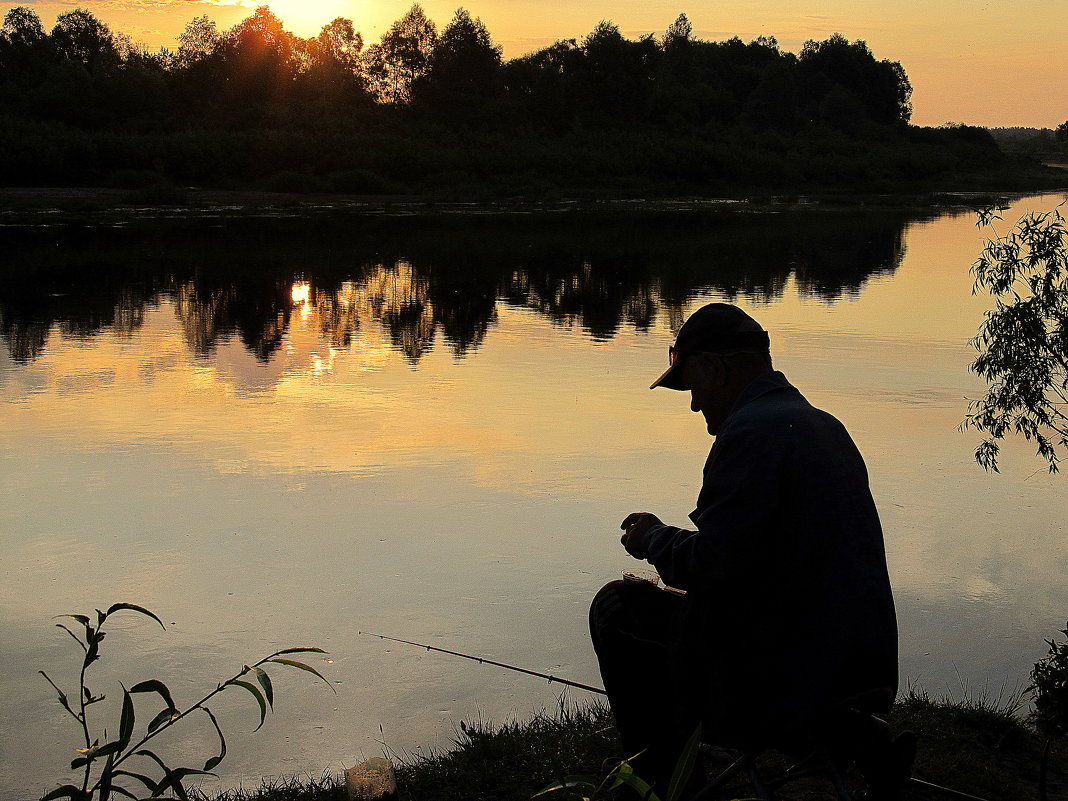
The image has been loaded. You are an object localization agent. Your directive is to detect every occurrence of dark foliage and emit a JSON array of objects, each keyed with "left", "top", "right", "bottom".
[{"left": 0, "top": 4, "right": 1055, "bottom": 195}]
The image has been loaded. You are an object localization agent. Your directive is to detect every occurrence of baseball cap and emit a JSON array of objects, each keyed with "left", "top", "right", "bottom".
[{"left": 650, "top": 303, "right": 770, "bottom": 390}]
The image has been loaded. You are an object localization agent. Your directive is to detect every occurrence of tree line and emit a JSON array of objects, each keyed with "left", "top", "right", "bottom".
[
  {"left": 1, "top": 3, "right": 1049, "bottom": 193},
  {"left": 0, "top": 4, "right": 912, "bottom": 131}
]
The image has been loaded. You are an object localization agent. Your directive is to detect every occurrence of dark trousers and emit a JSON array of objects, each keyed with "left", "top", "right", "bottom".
[{"left": 589, "top": 579, "right": 700, "bottom": 786}]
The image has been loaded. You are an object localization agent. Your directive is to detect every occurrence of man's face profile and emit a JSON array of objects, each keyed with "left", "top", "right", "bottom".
[{"left": 682, "top": 353, "right": 731, "bottom": 435}]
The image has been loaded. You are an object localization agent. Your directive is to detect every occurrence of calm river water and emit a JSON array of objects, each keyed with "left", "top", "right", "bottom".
[{"left": 2, "top": 195, "right": 1067, "bottom": 799}]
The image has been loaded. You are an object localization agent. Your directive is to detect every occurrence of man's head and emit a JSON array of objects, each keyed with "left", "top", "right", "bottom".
[{"left": 650, "top": 303, "right": 773, "bottom": 434}]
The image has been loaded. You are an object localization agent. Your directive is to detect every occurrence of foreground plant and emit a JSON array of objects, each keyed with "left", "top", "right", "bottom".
[
  {"left": 1030, "top": 622, "right": 1068, "bottom": 801},
  {"left": 536, "top": 725, "right": 703, "bottom": 801},
  {"left": 39, "top": 602, "right": 334, "bottom": 801},
  {"left": 963, "top": 203, "right": 1068, "bottom": 472}
]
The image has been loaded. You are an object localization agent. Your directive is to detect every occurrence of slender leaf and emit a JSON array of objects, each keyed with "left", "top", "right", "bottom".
[
  {"left": 230, "top": 680, "right": 267, "bottom": 730},
  {"left": 75, "top": 739, "right": 125, "bottom": 766},
  {"left": 119, "top": 689, "right": 135, "bottom": 745},
  {"left": 133, "top": 749, "right": 185, "bottom": 800},
  {"left": 152, "top": 768, "right": 212, "bottom": 801},
  {"left": 147, "top": 708, "right": 179, "bottom": 735},
  {"left": 85, "top": 638, "right": 101, "bottom": 666},
  {"left": 265, "top": 658, "right": 336, "bottom": 692},
  {"left": 106, "top": 603, "right": 166, "bottom": 630},
  {"left": 100, "top": 752, "right": 114, "bottom": 801},
  {"left": 134, "top": 748, "right": 169, "bottom": 772},
  {"left": 251, "top": 666, "right": 274, "bottom": 709},
  {"left": 55, "top": 614, "right": 91, "bottom": 628},
  {"left": 112, "top": 770, "right": 157, "bottom": 793},
  {"left": 41, "top": 785, "right": 90, "bottom": 801},
  {"left": 96, "top": 609, "right": 108, "bottom": 627},
  {"left": 267, "top": 647, "right": 327, "bottom": 657},
  {"left": 534, "top": 777, "right": 598, "bottom": 797},
  {"left": 202, "top": 707, "right": 227, "bottom": 772},
  {"left": 612, "top": 764, "right": 660, "bottom": 801},
  {"left": 130, "top": 680, "right": 177, "bottom": 711},
  {"left": 665, "top": 723, "right": 702, "bottom": 801},
  {"left": 39, "top": 671, "right": 79, "bottom": 721},
  {"left": 56, "top": 624, "right": 88, "bottom": 652}
]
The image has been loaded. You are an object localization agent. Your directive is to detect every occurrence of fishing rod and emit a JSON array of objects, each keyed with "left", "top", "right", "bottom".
[{"left": 359, "top": 631, "right": 607, "bottom": 695}]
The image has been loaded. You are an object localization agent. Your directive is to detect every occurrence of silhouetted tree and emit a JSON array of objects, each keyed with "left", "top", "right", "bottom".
[
  {"left": 662, "top": 13, "right": 692, "bottom": 48},
  {"left": 575, "top": 20, "right": 659, "bottom": 122},
  {"left": 502, "top": 38, "right": 580, "bottom": 128},
  {"left": 300, "top": 17, "right": 369, "bottom": 108},
  {"left": 227, "top": 8, "right": 299, "bottom": 104},
  {"left": 0, "top": 7, "right": 53, "bottom": 95},
  {"left": 51, "top": 8, "right": 117, "bottom": 71},
  {"left": 415, "top": 8, "right": 502, "bottom": 110},
  {"left": 1, "top": 6, "right": 46, "bottom": 54},
  {"left": 964, "top": 206, "right": 1068, "bottom": 472},
  {"left": 742, "top": 58, "right": 800, "bottom": 131},
  {"left": 798, "top": 33, "right": 911, "bottom": 127},
  {"left": 311, "top": 17, "right": 363, "bottom": 70},
  {"left": 364, "top": 4, "right": 437, "bottom": 103},
  {"left": 175, "top": 15, "right": 220, "bottom": 67}
]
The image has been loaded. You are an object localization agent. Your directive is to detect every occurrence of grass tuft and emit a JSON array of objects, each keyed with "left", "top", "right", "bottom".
[
  {"left": 192, "top": 772, "right": 346, "bottom": 801},
  {"left": 393, "top": 698, "right": 619, "bottom": 801}
]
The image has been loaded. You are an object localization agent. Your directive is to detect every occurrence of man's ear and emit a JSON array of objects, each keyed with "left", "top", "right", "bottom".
[{"left": 704, "top": 353, "right": 728, "bottom": 385}]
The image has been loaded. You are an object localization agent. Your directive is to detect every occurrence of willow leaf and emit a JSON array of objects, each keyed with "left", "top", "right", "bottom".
[
  {"left": 231, "top": 680, "right": 267, "bottom": 730},
  {"left": 119, "top": 688, "right": 135, "bottom": 745},
  {"left": 106, "top": 603, "right": 166, "bottom": 630},
  {"left": 56, "top": 624, "right": 88, "bottom": 652},
  {"left": 201, "top": 707, "right": 227, "bottom": 772},
  {"left": 251, "top": 666, "right": 274, "bottom": 709},
  {"left": 130, "top": 679, "right": 177, "bottom": 712},
  {"left": 666, "top": 723, "right": 702, "bottom": 801},
  {"left": 40, "top": 671, "right": 79, "bottom": 720},
  {"left": 147, "top": 708, "right": 178, "bottom": 735},
  {"left": 112, "top": 770, "right": 156, "bottom": 793},
  {"left": 41, "top": 785, "right": 90, "bottom": 801},
  {"left": 268, "top": 647, "right": 327, "bottom": 657},
  {"left": 265, "top": 658, "right": 335, "bottom": 692}
]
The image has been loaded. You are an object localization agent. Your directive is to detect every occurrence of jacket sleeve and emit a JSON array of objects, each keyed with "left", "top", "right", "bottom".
[{"left": 640, "top": 411, "right": 787, "bottom": 590}]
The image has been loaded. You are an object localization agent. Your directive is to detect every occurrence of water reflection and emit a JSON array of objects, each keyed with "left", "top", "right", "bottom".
[
  {"left": 0, "top": 208, "right": 920, "bottom": 365},
  {"left": 4, "top": 197, "right": 1068, "bottom": 801}
]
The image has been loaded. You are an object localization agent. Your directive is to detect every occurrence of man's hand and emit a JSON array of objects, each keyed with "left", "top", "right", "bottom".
[{"left": 619, "top": 512, "right": 663, "bottom": 559}]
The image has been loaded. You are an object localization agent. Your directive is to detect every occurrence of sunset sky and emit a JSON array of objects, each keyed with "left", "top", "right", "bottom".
[{"left": 5, "top": 0, "right": 1067, "bottom": 128}]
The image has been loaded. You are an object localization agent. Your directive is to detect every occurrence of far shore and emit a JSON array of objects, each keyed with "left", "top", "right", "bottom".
[{"left": 2, "top": 185, "right": 1062, "bottom": 220}]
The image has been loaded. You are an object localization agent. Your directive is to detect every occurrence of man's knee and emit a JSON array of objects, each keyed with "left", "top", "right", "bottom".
[{"left": 589, "top": 579, "right": 629, "bottom": 641}]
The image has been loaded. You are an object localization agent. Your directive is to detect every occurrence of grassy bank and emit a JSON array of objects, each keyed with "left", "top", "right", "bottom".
[{"left": 196, "top": 692, "right": 1067, "bottom": 801}]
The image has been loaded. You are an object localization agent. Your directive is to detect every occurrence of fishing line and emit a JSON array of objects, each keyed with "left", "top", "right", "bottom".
[{"left": 359, "top": 631, "right": 607, "bottom": 695}]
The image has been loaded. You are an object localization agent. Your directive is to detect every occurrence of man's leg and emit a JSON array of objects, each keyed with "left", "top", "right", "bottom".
[{"left": 589, "top": 579, "right": 695, "bottom": 785}]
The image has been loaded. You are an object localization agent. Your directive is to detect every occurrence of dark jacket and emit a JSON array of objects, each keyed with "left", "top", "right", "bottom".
[{"left": 640, "top": 371, "right": 898, "bottom": 743}]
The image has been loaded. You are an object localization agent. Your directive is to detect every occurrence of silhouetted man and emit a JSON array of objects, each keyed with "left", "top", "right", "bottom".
[{"left": 590, "top": 303, "right": 904, "bottom": 797}]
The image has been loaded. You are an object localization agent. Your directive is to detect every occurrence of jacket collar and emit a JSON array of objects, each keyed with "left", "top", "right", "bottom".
[{"left": 724, "top": 370, "right": 796, "bottom": 421}]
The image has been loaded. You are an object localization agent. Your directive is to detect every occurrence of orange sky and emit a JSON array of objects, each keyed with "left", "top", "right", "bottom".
[{"left": 5, "top": 0, "right": 1067, "bottom": 127}]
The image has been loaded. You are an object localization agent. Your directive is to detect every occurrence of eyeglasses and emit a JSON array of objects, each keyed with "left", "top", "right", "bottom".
[{"left": 668, "top": 345, "right": 693, "bottom": 366}]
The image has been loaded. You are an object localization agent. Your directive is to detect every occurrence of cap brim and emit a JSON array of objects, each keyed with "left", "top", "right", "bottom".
[{"left": 649, "top": 361, "right": 687, "bottom": 390}]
